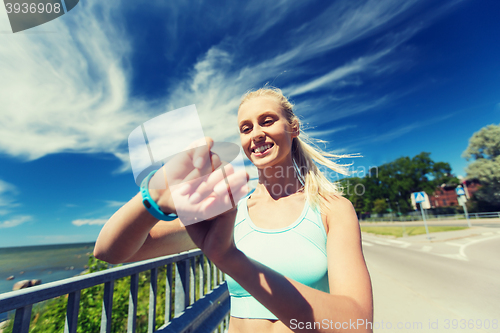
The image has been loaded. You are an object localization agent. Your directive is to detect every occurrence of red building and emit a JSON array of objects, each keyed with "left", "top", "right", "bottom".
[{"left": 431, "top": 179, "right": 481, "bottom": 208}]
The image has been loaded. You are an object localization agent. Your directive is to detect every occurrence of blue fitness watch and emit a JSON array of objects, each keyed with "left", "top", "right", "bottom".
[{"left": 140, "top": 170, "right": 177, "bottom": 221}]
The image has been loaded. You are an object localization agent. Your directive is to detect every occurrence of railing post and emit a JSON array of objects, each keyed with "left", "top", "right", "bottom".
[
  {"left": 64, "top": 290, "right": 81, "bottom": 333},
  {"left": 175, "top": 260, "right": 189, "bottom": 317},
  {"left": 198, "top": 254, "right": 204, "bottom": 299},
  {"left": 13, "top": 305, "right": 32, "bottom": 333},
  {"left": 190, "top": 257, "right": 195, "bottom": 305},
  {"left": 165, "top": 263, "right": 173, "bottom": 322},
  {"left": 212, "top": 261, "right": 217, "bottom": 288},
  {"left": 206, "top": 257, "right": 212, "bottom": 293},
  {"left": 128, "top": 273, "right": 139, "bottom": 333},
  {"left": 100, "top": 280, "right": 114, "bottom": 333},
  {"left": 148, "top": 268, "right": 158, "bottom": 333}
]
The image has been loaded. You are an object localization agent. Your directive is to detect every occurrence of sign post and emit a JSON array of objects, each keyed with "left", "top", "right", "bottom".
[
  {"left": 456, "top": 186, "right": 471, "bottom": 227},
  {"left": 413, "top": 192, "right": 430, "bottom": 239}
]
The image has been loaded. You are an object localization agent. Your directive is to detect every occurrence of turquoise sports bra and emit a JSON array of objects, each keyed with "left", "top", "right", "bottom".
[{"left": 225, "top": 195, "right": 330, "bottom": 320}]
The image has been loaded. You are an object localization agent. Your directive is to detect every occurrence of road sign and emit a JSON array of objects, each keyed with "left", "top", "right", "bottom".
[
  {"left": 413, "top": 192, "right": 426, "bottom": 203},
  {"left": 456, "top": 187, "right": 465, "bottom": 196},
  {"left": 411, "top": 192, "right": 431, "bottom": 239}
]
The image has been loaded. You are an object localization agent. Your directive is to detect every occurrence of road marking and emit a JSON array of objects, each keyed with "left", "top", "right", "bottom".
[
  {"left": 459, "top": 234, "right": 500, "bottom": 259},
  {"left": 445, "top": 242, "right": 463, "bottom": 247},
  {"left": 421, "top": 246, "right": 432, "bottom": 252},
  {"left": 386, "top": 239, "right": 412, "bottom": 248},
  {"left": 436, "top": 253, "right": 468, "bottom": 261},
  {"left": 373, "top": 240, "right": 391, "bottom": 245},
  {"left": 362, "top": 241, "right": 373, "bottom": 247},
  {"left": 386, "top": 239, "right": 405, "bottom": 244},
  {"left": 482, "top": 232, "right": 494, "bottom": 235}
]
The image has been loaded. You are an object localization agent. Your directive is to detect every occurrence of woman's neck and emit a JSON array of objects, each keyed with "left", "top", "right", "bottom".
[{"left": 255, "top": 161, "right": 303, "bottom": 200}]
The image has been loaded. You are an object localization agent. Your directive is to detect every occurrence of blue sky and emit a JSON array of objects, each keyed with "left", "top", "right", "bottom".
[{"left": 0, "top": 0, "right": 498, "bottom": 247}]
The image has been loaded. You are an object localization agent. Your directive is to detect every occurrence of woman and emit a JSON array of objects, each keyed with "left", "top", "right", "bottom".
[{"left": 94, "top": 87, "right": 373, "bottom": 332}]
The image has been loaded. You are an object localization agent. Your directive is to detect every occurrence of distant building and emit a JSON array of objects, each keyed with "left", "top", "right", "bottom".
[{"left": 431, "top": 179, "right": 481, "bottom": 207}]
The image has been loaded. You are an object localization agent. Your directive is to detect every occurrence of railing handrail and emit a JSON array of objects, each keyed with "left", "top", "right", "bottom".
[
  {"left": 0, "top": 249, "right": 203, "bottom": 314},
  {"left": 360, "top": 211, "right": 500, "bottom": 222}
]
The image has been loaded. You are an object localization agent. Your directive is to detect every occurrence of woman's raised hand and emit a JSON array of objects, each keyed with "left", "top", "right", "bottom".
[{"left": 149, "top": 137, "right": 249, "bottom": 226}]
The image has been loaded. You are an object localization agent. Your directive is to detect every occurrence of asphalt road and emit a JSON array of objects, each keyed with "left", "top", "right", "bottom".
[{"left": 362, "top": 227, "right": 500, "bottom": 333}]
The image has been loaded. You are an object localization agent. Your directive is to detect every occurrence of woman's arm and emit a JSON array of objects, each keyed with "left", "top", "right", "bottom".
[
  {"left": 94, "top": 137, "right": 249, "bottom": 265},
  {"left": 205, "top": 196, "right": 373, "bottom": 333},
  {"left": 93, "top": 192, "right": 197, "bottom": 264},
  {"left": 94, "top": 138, "right": 216, "bottom": 264}
]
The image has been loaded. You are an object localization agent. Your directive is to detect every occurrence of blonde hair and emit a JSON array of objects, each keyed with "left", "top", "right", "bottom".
[{"left": 239, "top": 86, "right": 353, "bottom": 211}]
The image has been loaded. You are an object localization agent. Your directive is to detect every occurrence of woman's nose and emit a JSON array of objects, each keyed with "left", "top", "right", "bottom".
[{"left": 252, "top": 126, "right": 265, "bottom": 141}]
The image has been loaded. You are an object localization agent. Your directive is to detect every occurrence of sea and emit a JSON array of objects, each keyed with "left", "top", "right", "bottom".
[{"left": 0, "top": 242, "right": 95, "bottom": 322}]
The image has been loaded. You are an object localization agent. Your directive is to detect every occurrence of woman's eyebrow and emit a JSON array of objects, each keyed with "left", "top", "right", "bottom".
[
  {"left": 238, "top": 110, "right": 279, "bottom": 126},
  {"left": 238, "top": 119, "right": 250, "bottom": 127},
  {"left": 258, "top": 111, "right": 278, "bottom": 118}
]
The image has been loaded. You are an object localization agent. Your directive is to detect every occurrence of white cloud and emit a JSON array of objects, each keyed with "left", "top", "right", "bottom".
[
  {"left": 0, "top": 180, "right": 32, "bottom": 225},
  {"left": 72, "top": 218, "right": 108, "bottom": 227},
  {"left": 286, "top": 50, "right": 393, "bottom": 96},
  {"left": 0, "top": 1, "right": 152, "bottom": 161},
  {"left": 307, "top": 125, "right": 358, "bottom": 138},
  {"left": 0, "top": 0, "right": 462, "bottom": 173},
  {"left": 0, "top": 216, "right": 31, "bottom": 228},
  {"left": 104, "top": 200, "right": 127, "bottom": 207},
  {"left": 0, "top": 179, "right": 17, "bottom": 208}
]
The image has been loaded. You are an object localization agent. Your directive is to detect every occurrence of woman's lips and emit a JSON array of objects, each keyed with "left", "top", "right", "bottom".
[{"left": 252, "top": 143, "right": 273, "bottom": 156}]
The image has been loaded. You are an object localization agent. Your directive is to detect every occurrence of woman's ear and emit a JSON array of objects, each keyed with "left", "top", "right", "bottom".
[{"left": 291, "top": 119, "right": 300, "bottom": 138}]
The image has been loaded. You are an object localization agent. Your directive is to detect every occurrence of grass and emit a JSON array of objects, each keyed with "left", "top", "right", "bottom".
[{"left": 360, "top": 226, "right": 468, "bottom": 238}]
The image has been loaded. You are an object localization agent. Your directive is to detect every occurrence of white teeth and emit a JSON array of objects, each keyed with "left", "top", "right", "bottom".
[{"left": 254, "top": 144, "right": 271, "bottom": 154}]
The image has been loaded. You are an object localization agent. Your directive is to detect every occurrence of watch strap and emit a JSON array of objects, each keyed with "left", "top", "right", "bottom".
[{"left": 140, "top": 170, "right": 177, "bottom": 221}]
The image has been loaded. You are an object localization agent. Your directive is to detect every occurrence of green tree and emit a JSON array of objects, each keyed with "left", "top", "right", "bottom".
[
  {"left": 373, "top": 198, "right": 388, "bottom": 215},
  {"left": 462, "top": 124, "right": 500, "bottom": 210},
  {"left": 341, "top": 152, "right": 459, "bottom": 214},
  {"left": 339, "top": 177, "right": 365, "bottom": 216}
]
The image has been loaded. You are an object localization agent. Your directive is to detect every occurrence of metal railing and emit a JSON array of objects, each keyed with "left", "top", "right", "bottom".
[
  {"left": 0, "top": 249, "right": 230, "bottom": 333},
  {"left": 360, "top": 211, "right": 500, "bottom": 222}
]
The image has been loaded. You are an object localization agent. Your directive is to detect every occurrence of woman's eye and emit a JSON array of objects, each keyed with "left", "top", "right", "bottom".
[
  {"left": 241, "top": 127, "right": 251, "bottom": 133},
  {"left": 263, "top": 119, "right": 274, "bottom": 125}
]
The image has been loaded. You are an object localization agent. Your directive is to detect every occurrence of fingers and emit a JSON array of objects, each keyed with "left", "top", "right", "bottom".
[
  {"left": 191, "top": 137, "right": 214, "bottom": 170},
  {"left": 188, "top": 164, "right": 235, "bottom": 204},
  {"left": 191, "top": 167, "right": 248, "bottom": 207},
  {"left": 210, "top": 152, "right": 222, "bottom": 171},
  {"left": 201, "top": 180, "right": 249, "bottom": 217},
  {"left": 214, "top": 168, "right": 245, "bottom": 195}
]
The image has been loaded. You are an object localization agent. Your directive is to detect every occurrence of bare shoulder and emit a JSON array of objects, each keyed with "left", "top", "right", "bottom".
[
  {"left": 322, "top": 195, "right": 358, "bottom": 231},
  {"left": 324, "top": 194, "right": 373, "bottom": 321}
]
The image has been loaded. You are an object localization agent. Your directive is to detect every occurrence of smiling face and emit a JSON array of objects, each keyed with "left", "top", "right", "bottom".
[{"left": 237, "top": 96, "right": 298, "bottom": 169}]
